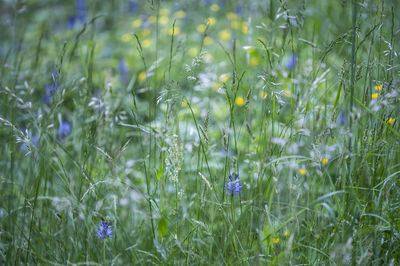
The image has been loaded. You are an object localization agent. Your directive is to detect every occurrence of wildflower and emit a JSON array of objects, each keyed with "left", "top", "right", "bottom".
[
  {"left": 259, "top": 91, "right": 267, "bottom": 99},
  {"left": 286, "top": 55, "right": 297, "bottom": 70},
  {"left": 321, "top": 158, "right": 329, "bottom": 166},
  {"left": 225, "top": 174, "right": 243, "bottom": 196},
  {"left": 137, "top": 71, "right": 147, "bottom": 83},
  {"left": 219, "top": 30, "right": 231, "bottom": 41},
  {"left": 169, "top": 27, "right": 181, "bottom": 36},
  {"left": 219, "top": 73, "right": 229, "bottom": 83},
  {"left": 203, "top": 36, "right": 213, "bottom": 46},
  {"left": 118, "top": 59, "right": 129, "bottom": 86},
  {"left": 374, "top": 84, "right": 382, "bottom": 91},
  {"left": 174, "top": 10, "right": 186, "bottom": 19},
  {"left": 142, "top": 39, "right": 152, "bottom": 48},
  {"left": 132, "top": 19, "right": 142, "bottom": 28},
  {"left": 249, "top": 57, "right": 259, "bottom": 67},
  {"left": 203, "top": 52, "right": 214, "bottom": 63},
  {"left": 141, "top": 29, "right": 151, "bottom": 38},
  {"left": 387, "top": 118, "right": 395, "bottom": 124},
  {"left": 210, "top": 4, "right": 220, "bottom": 12},
  {"left": 241, "top": 22, "right": 248, "bottom": 34},
  {"left": 188, "top": 47, "right": 198, "bottom": 57},
  {"left": 76, "top": 0, "right": 86, "bottom": 24},
  {"left": 121, "top": 33, "right": 132, "bottom": 43},
  {"left": 159, "top": 16, "right": 169, "bottom": 26},
  {"left": 371, "top": 93, "right": 378, "bottom": 99},
  {"left": 197, "top": 24, "right": 207, "bottom": 33},
  {"left": 128, "top": 1, "right": 139, "bottom": 13},
  {"left": 235, "top": 3, "right": 244, "bottom": 15},
  {"left": 148, "top": 15, "right": 156, "bottom": 23},
  {"left": 206, "top": 17, "right": 216, "bottom": 26},
  {"left": 235, "top": 97, "right": 245, "bottom": 106},
  {"left": 337, "top": 109, "right": 346, "bottom": 126},
  {"left": 42, "top": 69, "right": 60, "bottom": 105},
  {"left": 283, "top": 89, "right": 292, "bottom": 98},
  {"left": 59, "top": 121, "right": 71, "bottom": 140},
  {"left": 227, "top": 12, "right": 238, "bottom": 20},
  {"left": 298, "top": 168, "right": 307, "bottom": 175},
  {"left": 284, "top": 231, "right": 289, "bottom": 237},
  {"left": 272, "top": 237, "right": 280, "bottom": 244},
  {"left": 96, "top": 221, "right": 113, "bottom": 239},
  {"left": 230, "top": 20, "right": 240, "bottom": 30}
]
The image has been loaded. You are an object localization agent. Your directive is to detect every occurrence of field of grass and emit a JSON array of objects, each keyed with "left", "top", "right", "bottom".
[{"left": 1, "top": 0, "right": 400, "bottom": 265}]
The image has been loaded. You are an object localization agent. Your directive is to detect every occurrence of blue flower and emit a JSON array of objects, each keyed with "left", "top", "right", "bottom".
[
  {"left": 286, "top": 55, "right": 297, "bottom": 70},
  {"left": 225, "top": 174, "right": 242, "bottom": 196},
  {"left": 235, "top": 3, "right": 244, "bottom": 15},
  {"left": 119, "top": 59, "right": 129, "bottom": 86},
  {"left": 96, "top": 221, "right": 113, "bottom": 239},
  {"left": 59, "top": 121, "right": 71, "bottom": 140},
  {"left": 41, "top": 69, "right": 59, "bottom": 105},
  {"left": 337, "top": 109, "right": 346, "bottom": 126},
  {"left": 76, "top": 0, "right": 86, "bottom": 24},
  {"left": 128, "top": 1, "right": 139, "bottom": 13}
]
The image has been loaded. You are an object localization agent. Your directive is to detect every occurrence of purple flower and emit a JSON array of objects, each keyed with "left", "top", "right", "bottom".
[
  {"left": 41, "top": 69, "right": 59, "bottom": 105},
  {"left": 96, "top": 221, "right": 113, "bottom": 239},
  {"left": 225, "top": 174, "right": 242, "bottom": 196},
  {"left": 76, "top": 0, "right": 86, "bottom": 24},
  {"left": 337, "top": 109, "right": 346, "bottom": 126},
  {"left": 59, "top": 121, "right": 71, "bottom": 140},
  {"left": 119, "top": 59, "right": 129, "bottom": 86},
  {"left": 128, "top": 1, "right": 139, "bottom": 13},
  {"left": 235, "top": 3, "right": 244, "bottom": 15},
  {"left": 286, "top": 55, "right": 297, "bottom": 70}
]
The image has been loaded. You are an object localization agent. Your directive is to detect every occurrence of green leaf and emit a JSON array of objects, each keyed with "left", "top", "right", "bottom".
[
  {"left": 333, "top": 80, "right": 342, "bottom": 113},
  {"left": 158, "top": 218, "right": 168, "bottom": 238}
]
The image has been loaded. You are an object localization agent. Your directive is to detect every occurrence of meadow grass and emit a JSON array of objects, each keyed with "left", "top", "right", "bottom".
[{"left": 1, "top": 0, "right": 400, "bottom": 265}]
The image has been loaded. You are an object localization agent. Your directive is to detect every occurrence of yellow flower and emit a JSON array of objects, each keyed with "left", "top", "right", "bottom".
[
  {"left": 142, "top": 39, "right": 152, "bottom": 48},
  {"left": 226, "top": 12, "right": 238, "bottom": 20},
  {"left": 210, "top": 4, "right": 220, "bottom": 12},
  {"left": 174, "top": 10, "right": 186, "bottom": 19},
  {"left": 283, "top": 89, "right": 292, "bottom": 98},
  {"left": 284, "top": 231, "right": 289, "bottom": 237},
  {"left": 321, "top": 158, "right": 329, "bottom": 166},
  {"left": 235, "top": 97, "right": 245, "bottom": 106},
  {"left": 197, "top": 24, "right": 207, "bottom": 33},
  {"left": 241, "top": 22, "right": 248, "bottom": 34},
  {"left": 259, "top": 91, "right": 267, "bottom": 99},
  {"left": 160, "top": 8, "right": 169, "bottom": 15},
  {"left": 206, "top": 17, "right": 216, "bottom": 26},
  {"left": 142, "top": 29, "right": 151, "bottom": 37},
  {"left": 272, "top": 237, "right": 280, "bottom": 244},
  {"left": 148, "top": 15, "right": 156, "bottom": 23},
  {"left": 387, "top": 118, "right": 395, "bottom": 124},
  {"left": 188, "top": 47, "right": 198, "bottom": 57},
  {"left": 121, "top": 33, "right": 132, "bottom": 43},
  {"left": 219, "top": 29, "right": 231, "bottom": 41},
  {"left": 219, "top": 73, "right": 230, "bottom": 83},
  {"left": 374, "top": 84, "right": 382, "bottom": 91},
  {"left": 249, "top": 57, "right": 259, "bottom": 67},
  {"left": 204, "top": 53, "right": 214, "bottom": 63},
  {"left": 159, "top": 16, "right": 169, "bottom": 26},
  {"left": 212, "top": 83, "right": 221, "bottom": 91},
  {"left": 137, "top": 71, "right": 147, "bottom": 83},
  {"left": 132, "top": 19, "right": 142, "bottom": 28},
  {"left": 169, "top": 27, "right": 181, "bottom": 36},
  {"left": 299, "top": 168, "right": 307, "bottom": 175},
  {"left": 181, "top": 98, "right": 188, "bottom": 107},
  {"left": 203, "top": 36, "right": 213, "bottom": 46},
  {"left": 371, "top": 93, "right": 379, "bottom": 99},
  {"left": 230, "top": 20, "right": 240, "bottom": 30}
]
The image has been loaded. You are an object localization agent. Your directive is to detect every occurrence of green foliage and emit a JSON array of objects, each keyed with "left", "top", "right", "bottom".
[{"left": 0, "top": 0, "right": 400, "bottom": 265}]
